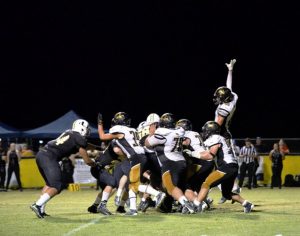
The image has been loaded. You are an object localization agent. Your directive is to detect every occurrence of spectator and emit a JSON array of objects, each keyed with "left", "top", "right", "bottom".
[
  {"left": 269, "top": 142, "right": 285, "bottom": 189},
  {"left": 279, "top": 138, "right": 290, "bottom": 155},
  {"left": 238, "top": 138, "right": 257, "bottom": 189},
  {"left": 0, "top": 141, "right": 7, "bottom": 191},
  {"left": 6, "top": 143, "right": 23, "bottom": 191}
]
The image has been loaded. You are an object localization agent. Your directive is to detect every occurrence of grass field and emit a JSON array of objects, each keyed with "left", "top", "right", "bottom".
[{"left": 1, "top": 187, "right": 300, "bottom": 236}]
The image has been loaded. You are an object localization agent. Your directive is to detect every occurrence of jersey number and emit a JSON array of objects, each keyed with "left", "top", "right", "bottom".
[
  {"left": 171, "top": 137, "right": 183, "bottom": 152},
  {"left": 55, "top": 133, "right": 70, "bottom": 145}
]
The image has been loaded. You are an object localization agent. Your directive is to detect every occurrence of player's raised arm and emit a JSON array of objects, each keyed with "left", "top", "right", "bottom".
[{"left": 225, "top": 59, "right": 236, "bottom": 91}]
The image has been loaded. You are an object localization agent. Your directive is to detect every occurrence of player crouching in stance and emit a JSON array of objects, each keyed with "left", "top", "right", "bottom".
[
  {"left": 30, "top": 119, "right": 96, "bottom": 218},
  {"left": 184, "top": 121, "right": 254, "bottom": 213}
]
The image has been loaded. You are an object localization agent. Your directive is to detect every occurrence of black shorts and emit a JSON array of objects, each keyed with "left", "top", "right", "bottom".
[
  {"left": 161, "top": 159, "right": 187, "bottom": 190},
  {"left": 36, "top": 150, "right": 63, "bottom": 192},
  {"left": 186, "top": 160, "right": 215, "bottom": 192},
  {"left": 90, "top": 166, "right": 116, "bottom": 189},
  {"left": 113, "top": 159, "right": 130, "bottom": 189}
]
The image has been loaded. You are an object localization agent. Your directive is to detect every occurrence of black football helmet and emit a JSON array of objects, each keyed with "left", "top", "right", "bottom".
[
  {"left": 159, "top": 113, "right": 176, "bottom": 128},
  {"left": 111, "top": 112, "right": 131, "bottom": 127},
  {"left": 176, "top": 119, "right": 192, "bottom": 131},
  {"left": 201, "top": 121, "right": 220, "bottom": 140},
  {"left": 213, "top": 86, "right": 234, "bottom": 105}
]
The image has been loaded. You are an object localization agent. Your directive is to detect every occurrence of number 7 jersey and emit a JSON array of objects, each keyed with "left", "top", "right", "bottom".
[
  {"left": 147, "top": 127, "right": 186, "bottom": 162},
  {"left": 109, "top": 125, "right": 145, "bottom": 157}
]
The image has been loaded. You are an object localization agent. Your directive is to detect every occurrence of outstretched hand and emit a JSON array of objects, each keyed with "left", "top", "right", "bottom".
[{"left": 225, "top": 59, "right": 236, "bottom": 71}]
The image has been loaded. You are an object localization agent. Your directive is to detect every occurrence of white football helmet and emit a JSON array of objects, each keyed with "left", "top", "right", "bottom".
[
  {"left": 72, "top": 119, "right": 90, "bottom": 137},
  {"left": 145, "top": 113, "right": 160, "bottom": 126}
]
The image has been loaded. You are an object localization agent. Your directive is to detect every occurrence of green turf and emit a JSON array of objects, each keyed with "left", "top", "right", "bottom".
[{"left": 1, "top": 187, "right": 300, "bottom": 236}]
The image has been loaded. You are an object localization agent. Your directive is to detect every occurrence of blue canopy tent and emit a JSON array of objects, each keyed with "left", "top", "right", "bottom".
[
  {"left": 21, "top": 110, "right": 99, "bottom": 139},
  {"left": 0, "top": 122, "right": 22, "bottom": 138}
]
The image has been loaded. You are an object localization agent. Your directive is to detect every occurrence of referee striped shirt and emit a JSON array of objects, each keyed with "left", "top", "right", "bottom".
[{"left": 239, "top": 145, "right": 257, "bottom": 164}]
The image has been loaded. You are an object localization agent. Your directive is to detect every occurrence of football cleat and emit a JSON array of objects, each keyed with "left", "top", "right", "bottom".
[
  {"left": 182, "top": 200, "right": 195, "bottom": 214},
  {"left": 138, "top": 200, "right": 150, "bottom": 212},
  {"left": 218, "top": 196, "right": 227, "bottom": 204},
  {"left": 114, "top": 196, "right": 121, "bottom": 207},
  {"left": 124, "top": 209, "right": 138, "bottom": 216},
  {"left": 116, "top": 206, "right": 126, "bottom": 213},
  {"left": 243, "top": 201, "right": 254, "bottom": 213},
  {"left": 87, "top": 203, "right": 99, "bottom": 213},
  {"left": 155, "top": 192, "right": 166, "bottom": 209},
  {"left": 97, "top": 202, "right": 112, "bottom": 215},
  {"left": 30, "top": 203, "right": 44, "bottom": 219},
  {"left": 41, "top": 212, "right": 50, "bottom": 217}
]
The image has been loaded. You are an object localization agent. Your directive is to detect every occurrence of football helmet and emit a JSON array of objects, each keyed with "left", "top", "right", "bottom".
[
  {"left": 72, "top": 119, "right": 90, "bottom": 137},
  {"left": 159, "top": 113, "right": 176, "bottom": 128},
  {"left": 213, "top": 86, "right": 233, "bottom": 105},
  {"left": 176, "top": 119, "right": 192, "bottom": 131},
  {"left": 201, "top": 121, "right": 220, "bottom": 140},
  {"left": 146, "top": 113, "right": 160, "bottom": 126},
  {"left": 111, "top": 112, "right": 131, "bottom": 127}
]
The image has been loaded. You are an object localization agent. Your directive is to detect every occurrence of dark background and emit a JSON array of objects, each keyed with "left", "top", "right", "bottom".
[{"left": 1, "top": 1, "right": 299, "bottom": 138}]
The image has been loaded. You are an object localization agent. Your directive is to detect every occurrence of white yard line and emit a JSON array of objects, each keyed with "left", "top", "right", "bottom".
[{"left": 63, "top": 217, "right": 104, "bottom": 236}]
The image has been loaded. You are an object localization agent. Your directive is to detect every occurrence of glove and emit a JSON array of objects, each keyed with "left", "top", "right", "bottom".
[
  {"left": 183, "top": 149, "right": 192, "bottom": 157},
  {"left": 97, "top": 113, "right": 103, "bottom": 125}
]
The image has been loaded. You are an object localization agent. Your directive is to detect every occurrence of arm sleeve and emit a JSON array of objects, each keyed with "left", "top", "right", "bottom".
[
  {"left": 147, "top": 134, "right": 166, "bottom": 147},
  {"left": 226, "top": 70, "right": 233, "bottom": 91}
]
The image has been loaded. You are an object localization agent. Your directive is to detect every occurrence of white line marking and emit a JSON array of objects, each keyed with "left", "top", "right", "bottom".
[{"left": 63, "top": 217, "right": 104, "bottom": 236}]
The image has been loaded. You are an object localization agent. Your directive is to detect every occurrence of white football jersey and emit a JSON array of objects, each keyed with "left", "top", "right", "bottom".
[
  {"left": 204, "top": 134, "right": 237, "bottom": 166},
  {"left": 214, "top": 92, "right": 238, "bottom": 131},
  {"left": 184, "top": 130, "right": 206, "bottom": 152},
  {"left": 109, "top": 125, "right": 145, "bottom": 155},
  {"left": 147, "top": 127, "right": 185, "bottom": 162}
]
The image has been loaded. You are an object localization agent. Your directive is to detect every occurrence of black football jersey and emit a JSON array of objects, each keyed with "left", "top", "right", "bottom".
[{"left": 44, "top": 130, "right": 87, "bottom": 161}]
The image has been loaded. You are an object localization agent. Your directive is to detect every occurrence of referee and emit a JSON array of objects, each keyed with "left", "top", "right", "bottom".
[{"left": 238, "top": 138, "right": 257, "bottom": 189}]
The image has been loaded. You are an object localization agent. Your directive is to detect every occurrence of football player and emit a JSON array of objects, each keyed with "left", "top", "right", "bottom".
[
  {"left": 176, "top": 119, "right": 214, "bottom": 210},
  {"left": 98, "top": 112, "right": 147, "bottom": 215},
  {"left": 185, "top": 121, "right": 254, "bottom": 213},
  {"left": 137, "top": 113, "right": 166, "bottom": 212},
  {"left": 30, "top": 119, "right": 96, "bottom": 218},
  {"left": 145, "top": 113, "right": 195, "bottom": 214},
  {"left": 213, "top": 59, "right": 241, "bottom": 203}
]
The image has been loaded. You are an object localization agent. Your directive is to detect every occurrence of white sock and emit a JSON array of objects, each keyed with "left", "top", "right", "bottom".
[
  {"left": 129, "top": 189, "right": 137, "bottom": 210},
  {"left": 178, "top": 196, "right": 188, "bottom": 205},
  {"left": 218, "top": 184, "right": 222, "bottom": 191},
  {"left": 138, "top": 184, "right": 160, "bottom": 197},
  {"left": 242, "top": 200, "right": 248, "bottom": 206},
  {"left": 116, "top": 188, "right": 123, "bottom": 197},
  {"left": 41, "top": 204, "right": 46, "bottom": 213},
  {"left": 36, "top": 193, "right": 51, "bottom": 206},
  {"left": 193, "top": 199, "right": 200, "bottom": 206},
  {"left": 232, "top": 182, "right": 239, "bottom": 191},
  {"left": 101, "top": 191, "right": 110, "bottom": 202}
]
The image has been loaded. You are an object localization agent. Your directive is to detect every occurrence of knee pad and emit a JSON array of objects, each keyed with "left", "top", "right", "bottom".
[{"left": 162, "top": 171, "right": 176, "bottom": 195}]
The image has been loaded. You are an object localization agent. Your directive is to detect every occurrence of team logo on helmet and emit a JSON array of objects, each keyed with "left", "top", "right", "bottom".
[
  {"left": 111, "top": 112, "right": 131, "bottom": 127},
  {"left": 159, "top": 113, "right": 176, "bottom": 128},
  {"left": 213, "top": 86, "right": 233, "bottom": 105},
  {"left": 176, "top": 119, "right": 192, "bottom": 131}
]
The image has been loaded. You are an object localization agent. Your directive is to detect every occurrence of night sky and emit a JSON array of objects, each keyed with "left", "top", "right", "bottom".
[{"left": 1, "top": 1, "right": 300, "bottom": 138}]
